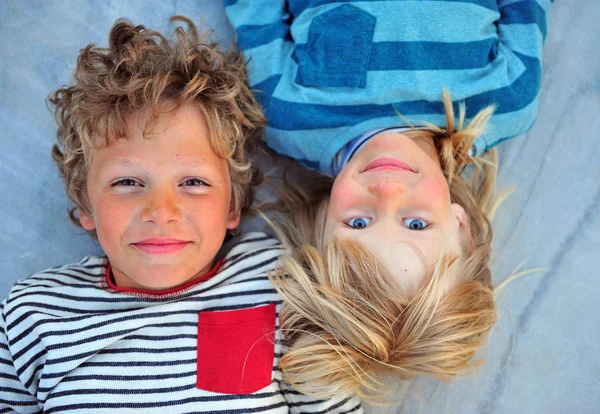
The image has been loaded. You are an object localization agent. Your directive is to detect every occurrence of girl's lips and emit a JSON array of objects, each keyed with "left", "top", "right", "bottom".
[
  {"left": 132, "top": 241, "right": 191, "bottom": 255},
  {"left": 362, "top": 157, "right": 415, "bottom": 173}
]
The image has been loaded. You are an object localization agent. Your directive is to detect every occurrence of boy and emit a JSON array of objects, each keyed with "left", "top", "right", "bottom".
[{"left": 0, "top": 17, "right": 361, "bottom": 413}]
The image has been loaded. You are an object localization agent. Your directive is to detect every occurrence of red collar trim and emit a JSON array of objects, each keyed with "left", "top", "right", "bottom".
[{"left": 105, "top": 259, "right": 223, "bottom": 296}]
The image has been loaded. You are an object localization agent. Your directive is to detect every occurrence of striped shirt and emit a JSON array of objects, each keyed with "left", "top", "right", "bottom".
[
  {"left": 225, "top": 0, "right": 553, "bottom": 175},
  {"left": 0, "top": 232, "right": 362, "bottom": 413}
]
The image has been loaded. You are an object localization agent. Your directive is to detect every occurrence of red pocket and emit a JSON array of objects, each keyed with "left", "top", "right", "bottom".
[{"left": 196, "top": 304, "right": 276, "bottom": 394}]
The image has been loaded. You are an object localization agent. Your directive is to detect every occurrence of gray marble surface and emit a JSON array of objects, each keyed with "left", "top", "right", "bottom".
[{"left": 1, "top": 1, "right": 598, "bottom": 413}]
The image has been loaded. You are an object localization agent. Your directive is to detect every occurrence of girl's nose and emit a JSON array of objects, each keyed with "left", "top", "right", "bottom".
[
  {"left": 368, "top": 178, "right": 407, "bottom": 198},
  {"left": 140, "top": 190, "right": 183, "bottom": 224}
]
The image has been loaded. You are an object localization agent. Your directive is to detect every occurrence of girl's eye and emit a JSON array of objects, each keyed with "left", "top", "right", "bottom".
[
  {"left": 182, "top": 178, "right": 209, "bottom": 186},
  {"left": 402, "top": 218, "right": 429, "bottom": 230},
  {"left": 112, "top": 179, "right": 141, "bottom": 187},
  {"left": 346, "top": 217, "right": 372, "bottom": 229}
]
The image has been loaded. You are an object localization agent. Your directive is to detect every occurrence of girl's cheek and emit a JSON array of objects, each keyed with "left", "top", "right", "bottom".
[
  {"left": 419, "top": 176, "right": 451, "bottom": 206},
  {"left": 330, "top": 176, "right": 360, "bottom": 209}
]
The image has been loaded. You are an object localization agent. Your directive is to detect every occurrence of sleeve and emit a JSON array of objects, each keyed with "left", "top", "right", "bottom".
[
  {"left": 0, "top": 302, "right": 40, "bottom": 413},
  {"left": 471, "top": 0, "right": 553, "bottom": 154},
  {"left": 497, "top": 0, "right": 552, "bottom": 57},
  {"left": 223, "top": 0, "right": 294, "bottom": 109},
  {"left": 279, "top": 380, "right": 363, "bottom": 414}
]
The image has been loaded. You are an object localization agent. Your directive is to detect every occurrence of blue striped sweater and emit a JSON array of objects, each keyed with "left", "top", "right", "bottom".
[
  {"left": 225, "top": 0, "right": 552, "bottom": 175},
  {"left": 0, "top": 233, "right": 362, "bottom": 413}
]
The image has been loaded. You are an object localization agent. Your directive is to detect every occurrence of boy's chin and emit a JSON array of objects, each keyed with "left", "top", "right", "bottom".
[{"left": 112, "top": 260, "right": 215, "bottom": 291}]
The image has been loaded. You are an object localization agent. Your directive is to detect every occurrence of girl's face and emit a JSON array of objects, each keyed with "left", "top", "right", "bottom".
[{"left": 324, "top": 131, "right": 472, "bottom": 293}]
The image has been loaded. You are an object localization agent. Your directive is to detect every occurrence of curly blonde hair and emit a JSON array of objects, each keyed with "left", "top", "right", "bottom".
[
  {"left": 270, "top": 91, "right": 500, "bottom": 401},
  {"left": 49, "top": 16, "right": 265, "bottom": 238}
]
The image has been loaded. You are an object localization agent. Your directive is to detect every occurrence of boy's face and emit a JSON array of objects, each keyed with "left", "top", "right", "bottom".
[
  {"left": 79, "top": 103, "right": 240, "bottom": 290},
  {"left": 324, "top": 132, "right": 471, "bottom": 294}
]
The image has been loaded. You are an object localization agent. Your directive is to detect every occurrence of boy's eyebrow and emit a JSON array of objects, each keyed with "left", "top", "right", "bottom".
[
  {"left": 102, "top": 158, "right": 209, "bottom": 169},
  {"left": 102, "top": 159, "right": 138, "bottom": 169}
]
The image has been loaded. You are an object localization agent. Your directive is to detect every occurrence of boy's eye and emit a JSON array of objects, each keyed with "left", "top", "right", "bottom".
[
  {"left": 182, "top": 178, "right": 209, "bottom": 186},
  {"left": 346, "top": 217, "right": 371, "bottom": 229},
  {"left": 112, "top": 178, "right": 141, "bottom": 187},
  {"left": 402, "top": 218, "right": 429, "bottom": 230}
]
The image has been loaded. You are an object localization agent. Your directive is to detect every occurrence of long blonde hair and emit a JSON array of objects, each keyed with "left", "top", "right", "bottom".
[{"left": 269, "top": 91, "right": 500, "bottom": 401}]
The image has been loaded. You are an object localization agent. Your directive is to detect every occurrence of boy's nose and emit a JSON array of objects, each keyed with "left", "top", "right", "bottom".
[{"left": 140, "top": 191, "right": 183, "bottom": 224}]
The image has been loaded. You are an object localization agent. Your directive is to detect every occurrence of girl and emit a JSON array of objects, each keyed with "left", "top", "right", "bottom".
[
  {"left": 270, "top": 94, "right": 500, "bottom": 400},
  {"left": 224, "top": 0, "right": 551, "bottom": 400}
]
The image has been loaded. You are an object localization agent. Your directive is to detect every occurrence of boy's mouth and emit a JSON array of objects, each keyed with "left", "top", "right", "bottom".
[{"left": 132, "top": 238, "right": 191, "bottom": 254}]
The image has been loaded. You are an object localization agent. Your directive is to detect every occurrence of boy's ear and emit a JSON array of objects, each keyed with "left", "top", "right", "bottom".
[
  {"left": 226, "top": 207, "right": 241, "bottom": 230},
  {"left": 78, "top": 209, "right": 96, "bottom": 231},
  {"left": 451, "top": 203, "right": 473, "bottom": 249}
]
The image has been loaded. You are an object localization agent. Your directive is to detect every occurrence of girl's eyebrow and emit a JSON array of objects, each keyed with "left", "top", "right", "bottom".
[{"left": 336, "top": 223, "right": 438, "bottom": 240}]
